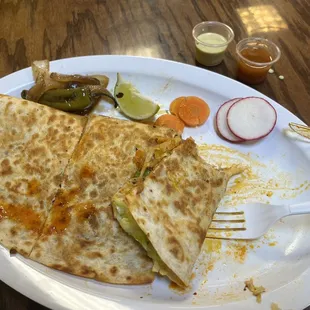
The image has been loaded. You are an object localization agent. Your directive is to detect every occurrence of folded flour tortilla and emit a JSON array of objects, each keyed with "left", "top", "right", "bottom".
[
  {"left": 112, "top": 138, "right": 242, "bottom": 286},
  {"left": 30, "top": 115, "right": 181, "bottom": 284},
  {"left": 0, "top": 94, "right": 86, "bottom": 256}
]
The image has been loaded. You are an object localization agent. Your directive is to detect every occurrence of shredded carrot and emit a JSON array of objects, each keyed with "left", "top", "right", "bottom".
[
  {"left": 154, "top": 114, "right": 185, "bottom": 134},
  {"left": 178, "top": 96, "right": 210, "bottom": 127},
  {"left": 169, "top": 97, "right": 186, "bottom": 115}
]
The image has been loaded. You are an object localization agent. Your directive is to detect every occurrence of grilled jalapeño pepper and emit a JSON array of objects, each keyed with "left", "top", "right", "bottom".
[{"left": 39, "top": 88, "right": 92, "bottom": 113}]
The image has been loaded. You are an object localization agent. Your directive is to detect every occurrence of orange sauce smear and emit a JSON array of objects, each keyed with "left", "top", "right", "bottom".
[
  {"left": 44, "top": 188, "right": 78, "bottom": 235},
  {"left": 0, "top": 201, "right": 42, "bottom": 232},
  {"left": 45, "top": 186, "right": 97, "bottom": 235}
]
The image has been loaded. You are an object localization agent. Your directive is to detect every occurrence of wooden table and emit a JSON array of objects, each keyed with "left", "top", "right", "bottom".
[{"left": 0, "top": 0, "right": 309, "bottom": 309}]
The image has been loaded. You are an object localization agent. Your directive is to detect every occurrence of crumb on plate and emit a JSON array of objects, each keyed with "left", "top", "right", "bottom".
[
  {"left": 271, "top": 302, "right": 281, "bottom": 310},
  {"left": 244, "top": 278, "right": 266, "bottom": 303}
]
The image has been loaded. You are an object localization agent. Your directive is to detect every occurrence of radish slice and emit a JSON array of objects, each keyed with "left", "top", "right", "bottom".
[
  {"left": 216, "top": 98, "right": 244, "bottom": 142},
  {"left": 227, "top": 97, "right": 277, "bottom": 141}
]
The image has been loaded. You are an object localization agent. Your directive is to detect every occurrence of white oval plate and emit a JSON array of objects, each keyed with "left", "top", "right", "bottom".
[{"left": 0, "top": 56, "right": 309, "bottom": 310}]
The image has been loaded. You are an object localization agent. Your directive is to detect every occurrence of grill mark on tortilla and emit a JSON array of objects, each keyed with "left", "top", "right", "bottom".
[
  {"left": 110, "top": 266, "right": 118, "bottom": 275},
  {"left": 89, "top": 189, "right": 98, "bottom": 198},
  {"left": 167, "top": 236, "right": 185, "bottom": 262},
  {"left": 187, "top": 222, "right": 205, "bottom": 245},
  {"left": 50, "top": 264, "right": 73, "bottom": 274},
  {"left": 211, "top": 177, "right": 224, "bottom": 187},
  {"left": 10, "top": 228, "right": 17, "bottom": 236},
  {"left": 0, "top": 159, "right": 13, "bottom": 176},
  {"left": 81, "top": 266, "right": 96, "bottom": 277},
  {"left": 173, "top": 200, "right": 188, "bottom": 215},
  {"left": 166, "top": 183, "right": 174, "bottom": 195},
  {"left": 22, "top": 163, "right": 43, "bottom": 175},
  {"left": 86, "top": 252, "right": 103, "bottom": 259}
]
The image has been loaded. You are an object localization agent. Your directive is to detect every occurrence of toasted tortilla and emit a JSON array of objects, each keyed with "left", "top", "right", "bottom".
[
  {"left": 112, "top": 138, "right": 242, "bottom": 286},
  {"left": 30, "top": 115, "right": 181, "bottom": 284},
  {"left": 0, "top": 95, "right": 86, "bottom": 256}
]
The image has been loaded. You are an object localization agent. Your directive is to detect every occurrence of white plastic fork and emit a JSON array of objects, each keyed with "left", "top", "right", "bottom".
[{"left": 206, "top": 201, "right": 310, "bottom": 240}]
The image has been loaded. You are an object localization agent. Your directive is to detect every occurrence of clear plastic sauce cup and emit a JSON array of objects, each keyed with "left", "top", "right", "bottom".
[
  {"left": 192, "top": 21, "right": 234, "bottom": 67},
  {"left": 236, "top": 37, "right": 281, "bottom": 84}
]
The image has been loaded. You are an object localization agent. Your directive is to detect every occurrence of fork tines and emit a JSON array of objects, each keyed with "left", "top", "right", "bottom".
[{"left": 207, "top": 211, "right": 246, "bottom": 238}]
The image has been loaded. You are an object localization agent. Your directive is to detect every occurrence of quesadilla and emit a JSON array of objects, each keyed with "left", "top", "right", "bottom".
[
  {"left": 30, "top": 115, "right": 181, "bottom": 284},
  {"left": 0, "top": 94, "right": 86, "bottom": 256},
  {"left": 112, "top": 138, "right": 242, "bottom": 286}
]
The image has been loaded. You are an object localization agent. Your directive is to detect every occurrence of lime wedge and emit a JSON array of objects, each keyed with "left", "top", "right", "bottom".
[{"left": 114, "top": 73, "right": 160, "bottom": 120}]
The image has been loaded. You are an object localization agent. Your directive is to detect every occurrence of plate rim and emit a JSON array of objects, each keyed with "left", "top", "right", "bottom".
[{"left": 0, "top": 55, "right": 309, "bottom": 310}]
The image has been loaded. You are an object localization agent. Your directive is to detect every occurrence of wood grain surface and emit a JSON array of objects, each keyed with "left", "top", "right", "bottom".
[{"left": 0, "top": 0, "right": 309, "bottom": 309}]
